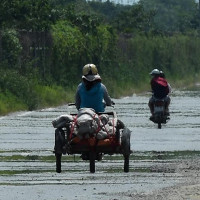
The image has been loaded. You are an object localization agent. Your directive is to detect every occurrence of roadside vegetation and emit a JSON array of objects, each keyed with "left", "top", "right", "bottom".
[{"left": 1, "top": 0, "right": 200, "bottom": 115}]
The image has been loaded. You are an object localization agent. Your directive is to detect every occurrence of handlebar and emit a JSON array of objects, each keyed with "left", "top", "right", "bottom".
[
  {"left": 111, "top": 101, "right": 115, "bottom": 105},
  {"left": 68, "top": 103, "right": 75, "bottom": 106},
  {"left": 68, "top": 102, "right": 115, "bottom": 107}
]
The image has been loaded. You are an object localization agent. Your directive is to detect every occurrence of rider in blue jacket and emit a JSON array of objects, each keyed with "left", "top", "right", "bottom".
[{"left": 75, "top": 64, "right": 112, "bottom": 112}]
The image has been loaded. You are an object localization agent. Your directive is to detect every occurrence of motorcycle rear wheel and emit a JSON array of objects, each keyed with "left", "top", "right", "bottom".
[
  {"left": 124, "top": 155, "right": 129, "bottom": 172},
  {"left": 121, "top": 127, "right": 131, "bottom": 172},
  {"left": 56, "top": 153, "right": 62, "bottom": 173},
  {"left": 54, "top": 129, "right": 65, "bottom": 173}
]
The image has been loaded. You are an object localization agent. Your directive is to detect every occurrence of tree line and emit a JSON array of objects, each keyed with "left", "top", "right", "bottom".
[{"left": 0, "top": 0, "right": 200, "bottom": 115}]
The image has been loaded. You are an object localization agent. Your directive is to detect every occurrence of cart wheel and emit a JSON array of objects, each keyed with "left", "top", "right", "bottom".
[
  {"left": 121, "top": 127, "right": 131, "bottom": 173},
  {"left": 54, "top": 129, "right": 65, "bottom": 173},
  {"left": 89, "top": 152, "right": 96, "bottom": 173},
  {"left": 56, "top": 153, "right": 62, "bottom": 173},
  {"left": 54, "top": 128, "right": 65, "bottom": 154},
  {"left": 124, "top": 155, "right": 129, "bottom": 173}
]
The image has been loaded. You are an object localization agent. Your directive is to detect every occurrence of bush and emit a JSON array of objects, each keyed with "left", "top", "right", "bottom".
[
  {"left": 0, "top": 69, "right": 38, "bottom": 110},
  {"left": 1, "top": 29, "right": 22, "bottom": 69},
  {"left": 51, "top": 20, "right": 86, "bottom": 86},
  {"left": 0, "top": 92, "right": 27, "bottom": 115},
  {"left": 34, "top": 84, "right": 71, "bottom": 107}
]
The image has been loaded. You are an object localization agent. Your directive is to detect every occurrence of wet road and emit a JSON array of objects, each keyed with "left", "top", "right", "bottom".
[{"left": 0, "top": 90, "right": 200, "bottom": 200}]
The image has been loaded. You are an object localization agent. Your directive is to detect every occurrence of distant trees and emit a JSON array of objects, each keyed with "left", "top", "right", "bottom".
[
  {"left": 139, "top": 0, "right": 199, "bottom": 33},
  {"left": 88, "top": 0, "right": 200, "bottom": 35},
  {"left": 51, "top": 19, "right": 116, "bottom": 85},
  {"left": 0, "top": 29, "right": 22, "bottom": 69},
  {"left": 113, "top": 4, "right": 155, "bottom": 34},
  {"left": 0, "top": 0, "right": 117, "bottom": 85},
  {"left": 1, "top": 0, "right": 200, "bottom": 114},
  {"left": 0, "top": 0, "right": 55, "bottom": 30},
  {"left": 1, "top": 0, "right": 200, "bottom": 79}
]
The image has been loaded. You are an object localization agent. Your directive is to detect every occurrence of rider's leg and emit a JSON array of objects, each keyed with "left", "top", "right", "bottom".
[
  {"left": 148, "top": 98, "right": 154, "bottom": 115},
  {"left": 165, "top": 96, "right": 171, "bottom": 115}
]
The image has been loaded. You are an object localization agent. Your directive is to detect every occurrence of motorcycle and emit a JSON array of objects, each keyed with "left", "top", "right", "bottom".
[
  {"left": 52, "top": 105, "right": 131, "bottom": 173},
  {"left": 150, "top": 98, "right": 170, "bottom": 129}
]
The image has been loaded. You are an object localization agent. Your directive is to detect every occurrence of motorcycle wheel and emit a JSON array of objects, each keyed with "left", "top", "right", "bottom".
[
  {"left": 121, "top": 127, "right": 131, "bottom": 172},
  {"left": 124, "top": 155, "right": 129, "bottom": 173},
  {"left": 56, "top": 153, "right": 62, "bottom": 173},
  {"left": 54, "top": 129, "right": 64, "bottom": 173},
  {"left": 89, "top": 152, "right": 95, "bottom": 173}
]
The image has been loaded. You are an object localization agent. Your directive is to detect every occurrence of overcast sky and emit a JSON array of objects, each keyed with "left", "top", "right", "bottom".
[
  {"left": 87, "top": 0, "right": 199, "bottom": 5},
  {"left": 87, "top": 0, "right": 139, "bottom": 5}
]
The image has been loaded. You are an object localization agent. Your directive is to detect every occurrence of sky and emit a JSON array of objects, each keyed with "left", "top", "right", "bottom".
[
  {"left": 87, "top": 0, "right": 199, "bottom": 5},
  {"left": 108, "top": 0, "right": 139, "bottom": 5},
  {"left": 87, "top": 0, "right": 139, "bottom": 5}
]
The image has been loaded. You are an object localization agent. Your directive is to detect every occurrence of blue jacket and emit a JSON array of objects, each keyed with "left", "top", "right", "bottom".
[{"left": 75, "top": 82, "right": 112, "bottom": 112}]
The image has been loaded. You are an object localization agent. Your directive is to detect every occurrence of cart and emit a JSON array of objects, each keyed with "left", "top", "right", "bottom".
[{"left": 53, "top": 110, "right": 131, "bottom": 173}]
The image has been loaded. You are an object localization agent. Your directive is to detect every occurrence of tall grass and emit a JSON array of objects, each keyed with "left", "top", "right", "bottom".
[
  {"left": 0, "top": 92, "right": 27, "bottom": 115},
  {"left": 34, "top": 84, "right": 75, "bottom": 108},
  {"left": 115, "top": 34, "right": 200, "bottom": 91}
]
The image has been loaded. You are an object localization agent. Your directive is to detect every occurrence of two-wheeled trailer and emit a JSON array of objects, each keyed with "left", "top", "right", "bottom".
[{"left": 53, "top": 111, "right": 131, "bottom": 173}]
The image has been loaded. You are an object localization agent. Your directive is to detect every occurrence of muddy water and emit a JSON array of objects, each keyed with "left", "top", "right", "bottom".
[{"left": 0, "top": 90, "right": 200, "bottom": 200}]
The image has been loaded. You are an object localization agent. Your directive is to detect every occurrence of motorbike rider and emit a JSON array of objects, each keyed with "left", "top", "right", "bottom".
[
  {"left": 75, "top": 64, "right": 114, "bottom": 160},
  {"left": 148, "top": 69, "right": 171, "bottom": 117},
  {"left": 75, "top": 64, "right": 112, "bottom": 113}
]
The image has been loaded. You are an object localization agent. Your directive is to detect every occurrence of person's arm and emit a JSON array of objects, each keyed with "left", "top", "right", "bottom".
[
  {"left": 168, "top": 83, "right": 172, "bottom": 94},
  {"left": 75, "top": 84, "right": 81, "bottom": 110},
  {"left": 102, "top": 84, "right": 112, "bottom": 106},
  {"left": 150, "top": 79, "right": 154, "bottom": 93}
]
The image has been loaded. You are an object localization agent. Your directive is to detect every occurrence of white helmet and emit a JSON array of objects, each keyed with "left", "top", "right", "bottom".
[
  {"left": 82, "top": 64, "right": 98, "bottom": 76},
  {"left": 82, "top": 64, "right": 101, "bottom": 82},
  {"left": 150, "top": 69, "right": 160, "bottom": 75}
]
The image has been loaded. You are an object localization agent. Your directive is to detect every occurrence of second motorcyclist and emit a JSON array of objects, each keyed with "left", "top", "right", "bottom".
[{"left": 148, "top": 69, "right": 171, "bottom": 118}]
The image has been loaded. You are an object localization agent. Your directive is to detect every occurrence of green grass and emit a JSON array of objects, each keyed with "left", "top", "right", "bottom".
[
  {"left": 1, "top": 150, "right": 199, "bottom": 162},
  {"left": 0, "top": 151, "right": 199, "bottom": 176},
  {"left": 0, "top": 84, "right": 75, "bottom": 116},
  {"left": 0, "top": 170, "right": 55, "bottom": 176},
  {"left": 0, "top": 92, "right": 27, "bottom": 115}
]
